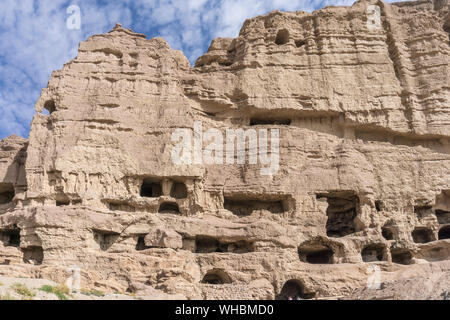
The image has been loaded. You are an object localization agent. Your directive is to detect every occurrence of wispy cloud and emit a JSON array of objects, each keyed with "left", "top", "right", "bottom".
[{"left": 0, "top": 0, "right": 400, "bottom": 140}]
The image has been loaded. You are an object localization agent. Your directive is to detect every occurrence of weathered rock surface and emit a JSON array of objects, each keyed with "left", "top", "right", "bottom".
[{"left": 0, "top": 0, "right": 449, "bottom": 299}]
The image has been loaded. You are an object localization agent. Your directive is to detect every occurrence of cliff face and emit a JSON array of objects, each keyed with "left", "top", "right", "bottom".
[{"left": 0, "top": 0, "right": 449, "bottom": 299}]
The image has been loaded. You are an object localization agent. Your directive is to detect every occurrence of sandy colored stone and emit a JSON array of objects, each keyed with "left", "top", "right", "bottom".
[{"left": 0, "top": 0, "right": 449, "bottom": 299}]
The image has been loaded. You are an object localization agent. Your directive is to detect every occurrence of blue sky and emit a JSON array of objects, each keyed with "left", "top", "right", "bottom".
[{"left": 0, "top": 0, "right": 400, "bottom": 140}]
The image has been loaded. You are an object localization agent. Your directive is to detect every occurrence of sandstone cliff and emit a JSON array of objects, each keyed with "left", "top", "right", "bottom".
[{"left": 0, "top": 0, "right": 449, "bottom": 299}]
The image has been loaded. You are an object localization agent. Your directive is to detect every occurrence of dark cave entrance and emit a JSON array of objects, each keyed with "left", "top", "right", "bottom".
[
  {"left": 317, "top": 191, "right": 359, "bottom": 237},
  {"left": 276, "top": 280, "right": 315, "bottom": 300}
]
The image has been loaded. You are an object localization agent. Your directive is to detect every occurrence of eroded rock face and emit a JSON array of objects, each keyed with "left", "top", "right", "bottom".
[{"left": 0, "top": 0, "right": 449, "bottom": 299}]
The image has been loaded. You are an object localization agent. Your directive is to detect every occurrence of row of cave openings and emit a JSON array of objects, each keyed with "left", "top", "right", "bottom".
[
  {"left": 138, "top": 178, "right": 188, "bottom": 214},
  {"left": 199, "top": 270, "right": 315, "bottom": 300},
  {"left": 92, "top": 229, "right": 256, "bottom": 254},
  {"left": 52, "top": 178, "right": 189, "bottom": 214},
  {"left": 0, "top": 225, "right": 44, "bottom": 265},
  {"left": 316, "top": 190, "right": 450, "bottom": 241},
  {"left": 298, "top": 240, "right": 415, "bottom": 265},
  {"left": 274, "top": 28, "right": 306, "bottom": 48}
]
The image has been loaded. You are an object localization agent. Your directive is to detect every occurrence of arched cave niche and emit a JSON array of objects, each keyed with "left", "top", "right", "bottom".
[
  {"left": 275, "top": 29, "right": 290, "bottom": 45},
  {"left": 361, "top": 243, "right": 387, "bottom": 262},
  {"left": 158, "top": 202, "right": 180, "bottom": 214},
  {"left": 170, "top": 182, "right": 187, "bottom": 199},
  {"left": 276, "top": 280, "right": 315, "bottom": 300},
  {"left": 201, "top": 269, "right": 232, "bottom": 285}
]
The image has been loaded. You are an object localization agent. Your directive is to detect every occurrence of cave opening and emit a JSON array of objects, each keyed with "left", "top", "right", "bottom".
[
  {"left": 0, "top": 183, "right": 15, "bottom": 205},
  {"left": 43, "top": 100, "right": 56, "bottom": 114},
  {"left": 158, "top": 202, "right": 180, "bottom": 214},
  {"left": 22, "top": 246, "right": 44, "bottom": 265},
  {"left": 298, "top": 242, "right": 334, "bottom": 264},
  {"left": 140, "top": 179, "right": 162, "bottom": 198},
  {"left": 135, "top": 236, "right": 149, "bottom": 251},
  {"left": 93, "top": 230, "right": 119, "bottom": 251},
  {"left": 201, "top": 269, "right": 231, "bottom": 285},
  {"left": 224, "top": 197, "right": 285, "bottom": 216},
  {"left": 275, "top": 29, "right": 290, "bottom": 45},
  {"left": 438, "top": 225, "right": 450, "bottom": 240},
  {"left": 249, "top": 118, "right": 292, "bottom": 126},
  {"left": 375, "top": 200, "right": 382, "bottom": 212},
  {"left": 56, "top": 198, "right": 70, "bottom": 206},
  {"left": 276, "top": 280, "right": 315, "bottom": 300},
  {"left": 391, "top": 249, "right": 413, "bottom": 265},
  {"left": 412, "top": 227, "right": 434, "bottom": 243},
  {"left": 194, "top": 236, "right": 254, "bottom": 254},
  {"left": 361, "top": 244, "right": 386, "bottom": 262},
  {"left": 317, "top": 191, "right": 359, "bottom": 238},
  {"left": 195, "top": 236, "right": 226, "bottom": 253},
  {"left": 382, "top": 224, "right": 394, "bottom": 240},
  {"left": 0, "top": 225, "right": 20, "bottom": 247},
  {"left": 295, "top": 39, "right": 306, "bottom": 48},
  {"left": 170, "top": 182, "right": 187, "bottom": 199}
]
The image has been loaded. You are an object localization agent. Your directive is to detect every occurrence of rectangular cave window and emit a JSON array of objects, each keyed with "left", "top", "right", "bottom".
[
  {"left": 108, "top": 201, "right": 136, "bottom": 212},
  {"left": 391, "top": 249, "right": 413, "bottom": 265},
  {"left": 0, "top": 226, "right": 20, "bottom": 247},
  {"left": 0, "top": 183, "right": 15, "bottom": 205},
  {"left": 438, "top": 225, "right": 450, "bottom": 240},
  {"left": 140, "top": 179, "right": 162, "bottom": 198},
  {"left": 158, "top": 202, "right": 180, "bottom": 214},
  {"left": 170, "top": 182, "right": 187, "bottom": 199},
  {"left": 23, "top": 246, "right": 44, "bottom": 265},
  {"left": 195, "top": 236, "right": 226, "bottom": 253},
  {"left": 298, "top": 242, "right": 334, "bottom": 264},
  {"left": 224, "top": 197, "right": 286, "bottom": 216},
  {"left": 317, "top": 191, "right": 359, "bottom": 238},
  {"left": 250, "top": 118, "right": 291, "bottom": 126},
  {"left": 194, "top": 236, "right": 254, "bottom": 254},
  {"left": 361, "top": 244, "right": 386, "bottom": 262},
  {"left": 435, "top": 210, "right": 450, "bottom": 225},
  {"left": 411, "top": 227, "right": 434, "bottom": 243}
]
